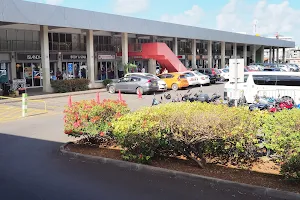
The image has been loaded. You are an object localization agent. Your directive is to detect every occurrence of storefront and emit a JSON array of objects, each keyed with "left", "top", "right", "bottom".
[
  {"left": 16, "top": 53, "right": 57, "bottom": 88},
  {"left": 0, "top": 53, "right": 11, "bottom": 83},
  {"left": 62, "top": 53, "right": 88, "bottom": 79},
  {"left": 96, "top": 54, "right": 117, "bottom": 80}
]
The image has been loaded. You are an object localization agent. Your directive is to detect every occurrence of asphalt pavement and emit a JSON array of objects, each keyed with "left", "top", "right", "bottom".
[{"left": 0, "top": 83, "right": 293, "bottom": 200}]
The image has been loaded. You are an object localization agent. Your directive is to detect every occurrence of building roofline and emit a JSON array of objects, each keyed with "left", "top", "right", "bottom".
[{"left": 0, "top": 0, "right": 295, "bottom": 48}]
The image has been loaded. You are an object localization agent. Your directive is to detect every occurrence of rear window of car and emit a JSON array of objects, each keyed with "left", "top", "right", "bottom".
[{"left": 179, "top": 75, "right": 186, "bottom": 79}]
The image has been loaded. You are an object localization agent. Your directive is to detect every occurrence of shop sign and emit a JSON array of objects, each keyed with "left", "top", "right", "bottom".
[
  {"left": 63, "top": 54, "right": 87, "bottom": 60},
  {"left": 16, "top": 53, "right": 57, "bottom": 61},
  {"left": 98, "top": 55, "right": 116, "bottom": 60}
]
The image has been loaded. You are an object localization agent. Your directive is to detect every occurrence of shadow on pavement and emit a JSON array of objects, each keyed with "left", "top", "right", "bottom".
[{"left": 0, "top": 132, "right": 292, "bottom": 200}]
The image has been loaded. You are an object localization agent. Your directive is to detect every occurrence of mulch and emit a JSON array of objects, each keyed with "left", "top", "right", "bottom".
[{"left": 67, "top": 143, "right": 300, "bottom": 194}]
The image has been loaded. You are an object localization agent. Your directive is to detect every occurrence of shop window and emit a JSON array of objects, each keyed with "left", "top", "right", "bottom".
[
  {"left": 53, "top": 33, "right": 59, "bottom": 42},
  {"left": 16, "top": 63, "right": 23, "bottom": 79},
  {"left": 66, "top": 34, "right": 72, "bottom": 43}
]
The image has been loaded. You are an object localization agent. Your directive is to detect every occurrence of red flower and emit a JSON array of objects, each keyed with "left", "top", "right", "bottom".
[
  {"left": 99, "top": 132, "right": 105, "bottom": 137},
  {"left": 139, "top": 154, "right": 143, "bottom": 159}
]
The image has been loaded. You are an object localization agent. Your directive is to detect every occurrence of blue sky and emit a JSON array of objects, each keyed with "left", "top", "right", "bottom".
[{"left": 27, "top": 0, "right": 300, "bottom": 44}]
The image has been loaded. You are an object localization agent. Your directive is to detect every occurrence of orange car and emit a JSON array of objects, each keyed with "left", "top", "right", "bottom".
[{"left": 157, "top": 72, "right": 189, "bottom": 90}]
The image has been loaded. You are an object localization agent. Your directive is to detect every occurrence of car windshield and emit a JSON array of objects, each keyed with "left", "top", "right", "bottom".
[
  {"left": 222, "top": 69, "right": 229, "bottom": 73},
  {"left": 194, "top": 71, "right": 204, "bottom": 76}
]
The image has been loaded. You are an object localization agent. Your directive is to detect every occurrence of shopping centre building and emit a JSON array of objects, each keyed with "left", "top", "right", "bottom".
[{"left": 0, "top": 0, "right": 295, "bottom": 92}]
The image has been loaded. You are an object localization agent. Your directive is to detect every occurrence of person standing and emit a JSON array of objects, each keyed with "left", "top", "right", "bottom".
[{"left": 141, "top": 67, "right": 146, "bottom": 73}]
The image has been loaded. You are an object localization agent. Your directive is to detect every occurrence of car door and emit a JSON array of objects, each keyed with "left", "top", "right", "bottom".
[
  {"left": 164, "top": 74, "right": 175, "bottom": 89},
  {"left": 127, "top": 76, "right": 141, "bottom": 92},
  {"left": 117, "top": 77, "right": 130, "bottom": 92}
]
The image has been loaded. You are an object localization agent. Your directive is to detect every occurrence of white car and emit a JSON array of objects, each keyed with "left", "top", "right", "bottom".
[
  {"left": 182, "top": 71, "right": 210, "bottom": 86},
  {"left": 219, "top": 68, "right": 230, "bottom": 81},
  {"left": 124, "top": 73, "right": 167, "bottom": 91}
]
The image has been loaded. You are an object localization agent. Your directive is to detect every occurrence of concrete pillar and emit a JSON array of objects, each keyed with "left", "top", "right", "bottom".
[
  {"left": 221, "top": 41, "right": 225, "bottom": 68},
  {"left": 40, "top": 25, "right": 52, "bottom": 93},
  {"left": 121, "top": 33, "right": 129, "bottom": 66},
  {"left": 269, "top": 47, "right": 272, "bottom": 63},
  {"left": 148, "top": 59, "right": 156, "bottom": 75},
  {"left": 208, "top": 41, "right": 212, "bottom": 68},
  {"left": 260, "top": 46, "right": 264, "bottom": 63},
  {"left": 86, "top": 30, "right": 95, "bottom": 87},
  {"left": 233, "top": 43, "right": 237, "bottom": 59},
  {"left": 11, "top": 52, "right": 16, "bottom": 79},
  {"left": 173, "top": 37, "right": 178, "bottom": 56},
  {"left": 243, "top": 44, "right": 247, "bottom": 66},
  {"left": 276, "top": 47, "right": 279, "bottom": 62},
  {"left": 58, "top": 54, "right": 62, "bottom": 72},
  {"left": 192, "top": 39, "right": 197, "bottom": 69},
  {"left": 252, "top": 45, "right": 256, "bottom": 63},
  {"left": 282, "top": 48, "right": 286, "bottom": 63},
  {"left": 272, "top": 48, "right": 275, "bottom": 63}
]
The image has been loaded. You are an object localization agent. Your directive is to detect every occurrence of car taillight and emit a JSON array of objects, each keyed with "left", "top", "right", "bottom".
[{"left": 147, "top": 79, "right": 152, "bottom": 83}]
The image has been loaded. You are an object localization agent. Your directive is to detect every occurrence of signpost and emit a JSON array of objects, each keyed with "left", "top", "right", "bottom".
[{"left": 229, "top": 58, "right": 245, "bottom": 106}]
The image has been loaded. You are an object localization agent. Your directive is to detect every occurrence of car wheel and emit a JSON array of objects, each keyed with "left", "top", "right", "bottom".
[
  {"left": 108, "top": 86, "right": 116, "bottom": 94},
  {"left": 171, "top": 83, "right": 179, "bottom": 91},
  {"left": 136, "top": 87, "right": 144, "bottom": 95}
]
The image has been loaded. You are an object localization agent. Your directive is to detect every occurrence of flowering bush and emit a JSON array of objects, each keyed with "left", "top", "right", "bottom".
[
  {"left": 112, "top": 102, "right": 262, "bottom": 166},
  {"left": 64, "top": 99, "right": 130, "bottom": 142}
]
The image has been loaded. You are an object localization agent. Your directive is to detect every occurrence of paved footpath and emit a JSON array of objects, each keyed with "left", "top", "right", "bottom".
[{"left": 0, "top": 83, "right": 291, "bottom": 200}]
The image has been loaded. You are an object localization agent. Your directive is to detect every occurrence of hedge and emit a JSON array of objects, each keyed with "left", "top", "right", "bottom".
[
  {"left": 63, "top": 100, "right": 300, "bottom": 179},
  {"left": 51, "top": 79, "right": 90, "bottom": 93}
]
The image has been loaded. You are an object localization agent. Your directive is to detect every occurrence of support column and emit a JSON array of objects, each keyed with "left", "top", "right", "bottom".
[
  {"left": 276, "top": 47, "right": 279, "bottom": 63},
  {"left": 260, "top": 46, "right": 264, "bottom": 63},
  {"left": 40, "top": 25, "right": 52, "bottom": 93},
  {"left": 272, "top": 48, "right": 275, "bottom": 63},
  {"left": 121, "top": 32, "right": 129, "bottom": 67},
  {"left": 148, "top": 59, "right": 156, "bottom": 75},
  {"left": 173, "top": 37, "right": 178, "bottom": 56},
  {"left": 269, "top": 47, "right": 272, "bottom": 63},
  {"left": 282, "top": 48, "right": 286, "bottom": 63},
  {"left": 208, "top": 41, "right": 212, "bottom": 68},
  {"left": 221, "top": 41, "right": 225, "bottom": 68},
  {"left": 192, "top": 39, "right": 197, "bottom": 69},
  {"left": 11, "top": 52, "right": 16, "bottom": 79},
  {"left": 243, "top": 44, "right": 247, "bottom": 66},
  {"left": 86, "top": 29, "right": 95, "bottom": 88},
  {"left": 252, "top": 45, "right": 256, "bottom": 63}
]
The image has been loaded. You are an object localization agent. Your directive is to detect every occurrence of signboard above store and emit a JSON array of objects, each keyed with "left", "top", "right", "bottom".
[
  {"left": 16, "top": 53, "right": 58, "bottom": 61},
  {"left": 62, "top": 54, "right": 87, "bottom": 60},
  {"left": 97, "top": 55, "right": 116, "bottom": 60}
]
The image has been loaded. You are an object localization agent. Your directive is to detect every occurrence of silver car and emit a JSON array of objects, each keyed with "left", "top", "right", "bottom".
[
  {"left": 107, "top": 75, "right": 159, "bottom": 95},
  {"left": 124, "top": 73, "right": 167, "bottom": 91}
]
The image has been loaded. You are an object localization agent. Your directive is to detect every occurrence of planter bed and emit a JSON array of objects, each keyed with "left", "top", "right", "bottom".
[{"left": 66, "top": 142, "right": 300, "bottom": 195}]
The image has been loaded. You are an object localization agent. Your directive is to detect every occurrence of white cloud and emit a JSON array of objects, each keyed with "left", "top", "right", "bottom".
[
  {"left": 160, "top": 5, "right": 204, "bottom": 27},
  {"left": 113, "top": 0, "right": 149, "bottom": 15},
  {"left": 216, "top": 0, "right": 300, "bottom": 44}
]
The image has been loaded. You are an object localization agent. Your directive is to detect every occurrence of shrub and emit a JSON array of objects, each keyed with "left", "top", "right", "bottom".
[
  {"left": 261, "top": 109, "right": 300, "bottom": 160},
  {"left": 112, "top": 102, "right": 262, "bottom": 166},
  {"left": 64, "top": 99, "right": 130, "bottom": 144},
  {"left": 281, "top": 154, "right": 300, "bottom": 180},
  {"left": 102, "top": 79, "right": 113, "bottom": 87},
  {"left": 51, "top": 79, "right": 90, "bottom": 93}
]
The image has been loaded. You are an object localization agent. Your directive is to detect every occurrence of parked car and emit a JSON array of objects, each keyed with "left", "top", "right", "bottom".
[
  {"left": 124, "top": 73, "right": 167, "bottom": 91},
  {"left": 181, "top": 71, "right": 210, "bottom": 86},
  {"left": 197, "top": 68, "right": 219, "bottom": 84},
  {"left": 277, "top": 64, "right": 291, "bottom": 72},
  {"left": 107, "top": 75, "right": 159, "bottom": 94},
  {"left": 219, "top": 68, "right": 229, "bottom": 81},
  {"left": 287, "top": 64, "right": 299, "bottom": 72},
  {"left": 157, "top": 72, "right": 189, "bottom": 90}
]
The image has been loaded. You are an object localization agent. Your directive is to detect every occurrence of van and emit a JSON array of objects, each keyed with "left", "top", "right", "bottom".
[{"left": 224, "top": 72, "right": 300, "bottom": 104}]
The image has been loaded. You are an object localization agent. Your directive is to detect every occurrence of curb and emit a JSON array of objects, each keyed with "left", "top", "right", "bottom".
[{"left": 60, "top": 143, "right": 300, "bottom": 200}]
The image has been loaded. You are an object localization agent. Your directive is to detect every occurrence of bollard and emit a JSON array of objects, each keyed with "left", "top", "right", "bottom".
[
  {"left": 22, "top": 93, "right": 28, "bottom": 117},
  {"left": 68, "top": 95, "right": 72, "bottom": 107},
  {"left": 96, "top": 92, "right": 100, "bottom": 103}
]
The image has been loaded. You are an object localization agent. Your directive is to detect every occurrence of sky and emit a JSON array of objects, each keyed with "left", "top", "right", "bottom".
[{"left": 26, "top": 0, "right": 300, "bottom": 45}]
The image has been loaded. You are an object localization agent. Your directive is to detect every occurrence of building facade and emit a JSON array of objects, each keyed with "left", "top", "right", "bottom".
[{"left": 0, "top": 0, "right": 295, "bottom": 92}]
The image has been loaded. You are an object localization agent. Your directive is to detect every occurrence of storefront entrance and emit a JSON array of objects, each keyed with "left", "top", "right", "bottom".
[
  {"left": 96, "top": 54, "right": 117, "bottom": 80},
  {"left": 62, "top": 53, "right": 87, "bottom": 79}
]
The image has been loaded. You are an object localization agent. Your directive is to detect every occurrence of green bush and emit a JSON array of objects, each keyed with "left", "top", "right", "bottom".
[
  {"left": 261, "top": 109, "right": 300, "bottom": 160},
  {"left": 51, "top": 79, "right": 90, "bottom": 93},
  {"left": 281, "top": 154, "right": 300, "bottom": 180},
  {"left": 64, "top": 99, "right": 130, "bottom": 143},
  {"left": 102, "top": 79, "right": 113, "bottom": 87},
  {"left": 112, "top": 102, "right": 262, "bottom": 166}
]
